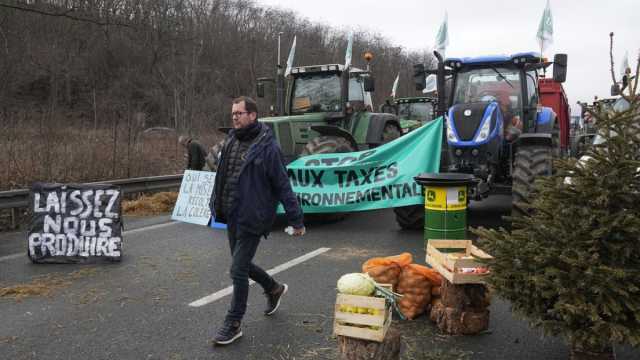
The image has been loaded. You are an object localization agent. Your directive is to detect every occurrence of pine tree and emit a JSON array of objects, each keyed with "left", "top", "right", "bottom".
[{"left": 474, "top": 53, "right": 640, "bottom": 359}]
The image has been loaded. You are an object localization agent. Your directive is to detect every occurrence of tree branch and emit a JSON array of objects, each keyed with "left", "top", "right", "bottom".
[
  {"left": 0, "top": 2, "right": 134, "bottom": 28},
  {"left": 609, "top": 32, "right": 617, "bottom": 86}
]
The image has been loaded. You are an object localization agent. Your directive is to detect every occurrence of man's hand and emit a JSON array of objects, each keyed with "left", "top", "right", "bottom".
[{"left": 285, "top": 226, "right": 306, "bottom": 236}]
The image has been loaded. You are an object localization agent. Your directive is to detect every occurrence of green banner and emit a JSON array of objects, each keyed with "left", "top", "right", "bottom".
[{"left": 280, "top": 117, "right": 442, "bottom": 214}]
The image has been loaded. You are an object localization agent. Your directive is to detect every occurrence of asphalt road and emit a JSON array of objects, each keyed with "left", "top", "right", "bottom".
[{"left": 0, "top": 196, "right": 638, "bottom": 360}]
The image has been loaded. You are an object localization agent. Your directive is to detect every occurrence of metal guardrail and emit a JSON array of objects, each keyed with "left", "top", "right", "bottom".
[{"left": 0, "top": 174, "right": 184, "bottom": 211}]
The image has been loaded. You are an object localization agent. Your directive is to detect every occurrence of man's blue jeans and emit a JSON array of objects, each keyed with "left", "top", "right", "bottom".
[{"left": 225, "top": 222, "right": 276, "bottom": 323}]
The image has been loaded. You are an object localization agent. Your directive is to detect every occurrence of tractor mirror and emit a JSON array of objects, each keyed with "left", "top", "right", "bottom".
[
  {"left": 256, "top": 82, "right": 265, "bottom": 98},
  {"left": 611, "top": 83, "right": 621, "bottom": 96},
  {"left": 414, "top": 64, "right": 426, "bottom": 91},
  {"left": 553, "top": 53, "right": 568, "bottom": 83},
  {"left": 364, "top": 76, "right": 375, "bottom": 92}
]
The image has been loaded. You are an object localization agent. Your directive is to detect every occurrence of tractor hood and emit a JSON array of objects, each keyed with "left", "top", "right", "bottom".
[{"left": 259, "top": 112, "right": 335, "bottom": 162}]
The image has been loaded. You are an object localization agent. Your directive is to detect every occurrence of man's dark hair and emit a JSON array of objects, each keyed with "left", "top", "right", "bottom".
[{"left": 233, "top": 96, "right": 258, "bottom": 114}]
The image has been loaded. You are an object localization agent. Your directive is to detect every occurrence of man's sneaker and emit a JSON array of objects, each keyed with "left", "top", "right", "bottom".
[
  {"left": 264, "top": 283, "right": 288, "bottom": 316},
  {"left": 213, "top": 321, "right": 242, "bottom": 345}
]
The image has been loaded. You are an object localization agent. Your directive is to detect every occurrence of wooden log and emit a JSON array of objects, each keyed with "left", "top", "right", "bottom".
[
  {"left": 440, "top": 278, "right": 490, "bottom": 311},
  {"left": 337, "top": 325, "right": 401, "bottom": 360},
  {"left": 429, "top": 279, "right": 491, "bottom": 335},
  {"left": 430, "top": 300, "right": 489, "bottom": 335}
]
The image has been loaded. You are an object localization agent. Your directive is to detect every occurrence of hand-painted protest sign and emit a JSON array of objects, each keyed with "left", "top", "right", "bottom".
[
  {"left": 171, "top": 170, "right": 219, "bottom": 226},
  {"left": 280, "top": 117, "right": 442, "bottom": 213},
  {"left": 28, "top": 183, "right": 123, "bottom": 263}
]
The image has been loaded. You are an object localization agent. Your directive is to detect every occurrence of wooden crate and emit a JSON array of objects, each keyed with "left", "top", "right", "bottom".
[
  {"left": 333, "top": 292, "right": 392, "bottom": 342},
  {"left": 426, "top": 239, "right": 493, "bottom": 284}
]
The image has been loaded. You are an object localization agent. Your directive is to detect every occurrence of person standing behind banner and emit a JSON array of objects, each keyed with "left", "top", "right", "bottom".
[
  {"left": 178, "top": 135, "right": 207, "bottom": 170},
  {"left": 208, "top": 96, "right": 305, "bottom": 346}
]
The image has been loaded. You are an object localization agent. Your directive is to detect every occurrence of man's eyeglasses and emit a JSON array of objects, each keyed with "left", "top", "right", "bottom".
[{"left": 231, "top": 111, "right": 250, "bottom": 117}]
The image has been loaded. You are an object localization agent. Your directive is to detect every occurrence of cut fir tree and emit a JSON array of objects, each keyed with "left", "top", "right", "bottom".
[{"left": 474, "top": 53, "right": 640, "bottom": 359}]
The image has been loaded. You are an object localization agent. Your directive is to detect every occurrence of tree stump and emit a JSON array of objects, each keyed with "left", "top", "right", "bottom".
[
  {"left": 337, "top": 326, "right": 401, "bottom": 360},
  {"left": 429, "top": 279, "right": 490, "bottom": 335}
]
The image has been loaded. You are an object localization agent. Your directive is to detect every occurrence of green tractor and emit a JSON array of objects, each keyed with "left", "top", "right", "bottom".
[
  {"left": 380, "top": 96, "right": 438, "bottom": 134},
  {"left": 256, "top": 59, "right": 402, "bottom": 164}
]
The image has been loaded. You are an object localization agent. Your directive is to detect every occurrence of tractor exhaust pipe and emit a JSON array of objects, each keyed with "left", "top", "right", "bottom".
[{"left": 433, "top": 51, "right": 447, "bottom": 118}]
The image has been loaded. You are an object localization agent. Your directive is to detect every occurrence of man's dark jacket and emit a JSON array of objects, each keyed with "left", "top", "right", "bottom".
[
  {"left": 209, "top": 123, "right": 303, "bottom": 236},
  {"left": 187, "top": 140, "right": 207, "bottom": 170}
]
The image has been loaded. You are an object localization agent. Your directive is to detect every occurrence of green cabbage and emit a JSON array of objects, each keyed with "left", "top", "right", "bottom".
[{"left": 337, "top": 273, "right": 375, "bottom": 296}]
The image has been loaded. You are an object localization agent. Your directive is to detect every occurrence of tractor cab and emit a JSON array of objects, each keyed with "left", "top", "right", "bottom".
[
  {"left": 287, "top": 64, "right": 374, "bottom": 117},
  {"left": 393, "top": 97, "right": 437, "bottom": 133}
]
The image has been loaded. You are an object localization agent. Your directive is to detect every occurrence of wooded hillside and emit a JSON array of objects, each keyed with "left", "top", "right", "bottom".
[{"left": 0, "top": 0, "right": 433, "bottom": 190}]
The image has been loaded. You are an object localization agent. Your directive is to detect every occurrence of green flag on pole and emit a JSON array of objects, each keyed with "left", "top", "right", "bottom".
[
  {"left": 620, "top": 51, "right": 630, "bottom": 78},
  {"left": 345, "top": 31, "right": 353, "bottom": 69},
  {"left": 536, "top": 0, "right": 554, "bottom": 52},
  {"left": 284, "top": 36, "right": 297, "bottom": 77},
  {"left": 434, "top": 11, "right": 449, "bottom": 57},
  {"left": 391, "top": 73, "right": 400, "bottom": 98}
]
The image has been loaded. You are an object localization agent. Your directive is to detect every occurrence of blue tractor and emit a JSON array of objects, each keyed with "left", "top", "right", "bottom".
[{"left": 411, "top": 51, "right": 568, "bottom": 219}]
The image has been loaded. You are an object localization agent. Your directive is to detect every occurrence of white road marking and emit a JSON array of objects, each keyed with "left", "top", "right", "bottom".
[
  {"left": 0, "top": 221, "right": 179, "bottom": 263},
  {"left": 188, "top": 247, "right": 331, "bottom": 307},
  {"left": 0, "top": 253, "right": 24, "bottom": 262}
]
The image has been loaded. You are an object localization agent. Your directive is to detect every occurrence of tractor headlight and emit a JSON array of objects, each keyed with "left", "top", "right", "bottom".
[
  {"left": 446, "top": 118, "right": 457, "bottom": 142},
  {"left": 474, "top": 117, "right": 492, "bottom": 142}
]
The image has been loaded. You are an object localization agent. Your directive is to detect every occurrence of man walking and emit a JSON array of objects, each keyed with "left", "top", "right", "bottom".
[
  {"left": 178, "top": 135, "right": 208, "bottom": 170},
  {"left": 209, "top": 96, "right": 305, "bottom": 346}
]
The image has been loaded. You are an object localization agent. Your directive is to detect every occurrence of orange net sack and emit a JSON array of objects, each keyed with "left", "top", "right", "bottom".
[
  {"left": 396, "top": 264, "right": 442, "bottom": 320},
  {"left": 362, "top": 253, "right": 413, "bottom": 291}
]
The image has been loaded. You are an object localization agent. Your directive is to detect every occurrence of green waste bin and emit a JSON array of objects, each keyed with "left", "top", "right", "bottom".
[{"left": 414, "top": 173, "right": 475, "bottom": 242}]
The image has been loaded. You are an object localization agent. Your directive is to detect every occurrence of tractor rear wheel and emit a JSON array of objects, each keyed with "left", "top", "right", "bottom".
[
  {"left": 301, "top": 136, "right": 355, "bottom": 222},
  {"left": 206, "top": 140, "right": 225, "bottom": 172},
  {"left": 301, "top": 136, "right": 355, "bottom": 155},
  {"left": 512, "top": 145, "right": 552, "bottom": 217},
  {"left": 394, "top": 205, "right": 424, "bottom": 230},
  {"left": 386, "top": 122, "right": 424, "bottom": 230},
  {"left": 382, "top": 123, "right": 401, "bottom": 143}
]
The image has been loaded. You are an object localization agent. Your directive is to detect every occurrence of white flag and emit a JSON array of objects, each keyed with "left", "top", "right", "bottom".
[
  {"left": 434, "top": 11, "right": 449, "bottom": 57},
  {"left": 284, "top": 36, "right": 297, "bottom": 77},
  {"left": 536, "top": 0, "right": 554, "bottom": 52},
  {"left": 620, "top": 51, "right": 630, "bottom": 77},
  {"left": 345, "top": 31, "right": 353, "bottom": 69},
  {"left": 423, "top": 75, "right": 437, "bottom": 94},
  {"left": 391, "top": 74, "right": 400, "bottom": 98}
]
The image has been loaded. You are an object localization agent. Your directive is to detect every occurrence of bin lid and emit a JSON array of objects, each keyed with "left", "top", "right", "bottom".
[{"left": 414, "top": 172, "right": 476, "bottom": 186}]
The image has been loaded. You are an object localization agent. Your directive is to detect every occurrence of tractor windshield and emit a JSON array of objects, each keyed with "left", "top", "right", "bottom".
[
  {"left": 453, "top": 67, "right": 522, "bottom": 119},
  {"left": 397, "top": 102, "right": 434, "bottom": 122},
  {"left": 291, "top": 73, "right": 342, "bottom": 114}
]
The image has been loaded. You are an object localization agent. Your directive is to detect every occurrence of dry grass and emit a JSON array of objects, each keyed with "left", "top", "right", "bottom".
[
  {"left": 0, "top": 268, "right": 98, "bottom": 302},
  {"left": 122, "top": 191, "right": 178, "bottom": 216},
  {"left": 0, "top": 114, "right": 224, "bottom": 192}
]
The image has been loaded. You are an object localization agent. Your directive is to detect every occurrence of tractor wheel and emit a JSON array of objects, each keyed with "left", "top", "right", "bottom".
[
  {"left": 382, "top": 123, "right": 401, "bottom": 143},
  {"left": 383, "top": 122, "right": 424, "bottom": 230},
  {"left": 301, "top": 136, "right": 355, "bottom": 156},
  {"left": 394, "top": 205, "right": 424, "bottom": 230},
  {"left": 551, "top": 120, "right": 561, "bottom": 158},
  {"left": 512, "top": 145, "right": 553, "bottom": 217},
  {"left": 206, "top": 140, "right": 225, "bottom": 172},
  {"left": 301, "top": 136, "right": 355, "bottom": 222}
]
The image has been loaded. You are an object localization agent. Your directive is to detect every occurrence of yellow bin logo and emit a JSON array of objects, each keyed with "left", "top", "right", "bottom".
[{"left": 425, "top": 186, "right": 467, "bottom": 210}]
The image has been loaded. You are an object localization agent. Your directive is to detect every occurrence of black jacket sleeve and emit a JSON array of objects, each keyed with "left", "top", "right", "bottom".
[{"left": 266, "top": 143, "right": 304, "bottom": 228}]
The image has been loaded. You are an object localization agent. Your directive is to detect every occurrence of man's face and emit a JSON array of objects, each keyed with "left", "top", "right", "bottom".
[{"left": 231, "top": 101, "right": 257, "bottom": 129}]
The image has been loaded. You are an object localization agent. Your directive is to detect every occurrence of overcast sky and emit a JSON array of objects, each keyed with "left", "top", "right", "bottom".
[{"left": 256, "top": 0, "right": 638, "bottom": 113}]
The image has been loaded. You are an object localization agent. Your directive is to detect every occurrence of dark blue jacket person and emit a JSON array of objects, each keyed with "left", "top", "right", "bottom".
[{"left": 209, "top": 96, "right": 305, "bottom": 346}]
